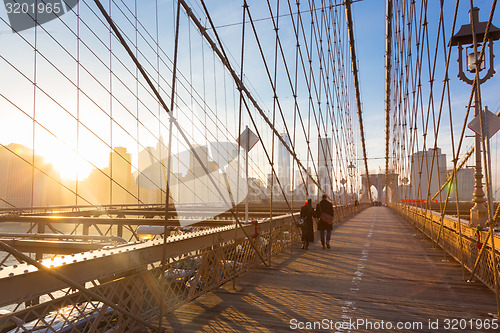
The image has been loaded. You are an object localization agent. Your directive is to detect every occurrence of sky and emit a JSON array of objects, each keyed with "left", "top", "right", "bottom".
[
  {"left": 352, "top": 0, "right": 499, "bottom": 166},
  {"left": 349, "top": 0, "right": 500, "bottom": 200},
  {"left": 0, "top": 0, "right": 499, "bottom": 198}
]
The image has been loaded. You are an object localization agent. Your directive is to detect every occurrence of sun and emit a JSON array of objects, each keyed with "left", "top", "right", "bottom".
[
  {"left": 36, "top": 138, "right": 108, "bottom": 181},
  {"left": 44, "top": 150, "right": 94, "bottom": 181}
]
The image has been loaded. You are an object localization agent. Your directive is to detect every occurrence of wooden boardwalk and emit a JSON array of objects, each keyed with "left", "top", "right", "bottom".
[{"left": 163, "top": 207, "right": 498, "bottom": 332}]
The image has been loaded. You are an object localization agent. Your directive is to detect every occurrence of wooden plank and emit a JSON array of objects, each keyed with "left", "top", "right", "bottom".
[{"left": 162, "top": 207, "right": 498, "bottom": 331}]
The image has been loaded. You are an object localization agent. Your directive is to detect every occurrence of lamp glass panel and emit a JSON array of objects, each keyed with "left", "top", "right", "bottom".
[{"left": 467, "top": 52, "right": 485, "bottom": 72}]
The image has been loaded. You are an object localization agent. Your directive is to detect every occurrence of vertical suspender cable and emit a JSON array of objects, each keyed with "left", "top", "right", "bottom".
[
  {"left": 93, "top": 0, "right": 270, "bottom": 267},
  {"left": 269, "top": 0, "right": 280, "bottom": 266},
  {"left": 344, "top": 0, "right": 372, "bottom": 203},
  {"left": 233, "top": 0, "right": 248, "bottom": 289},
  {"left": 385, "top": 0, "right": 393, "bottom": 205},
  {"left": 159, "top": 0, "right": 182, "bottom": 330}
]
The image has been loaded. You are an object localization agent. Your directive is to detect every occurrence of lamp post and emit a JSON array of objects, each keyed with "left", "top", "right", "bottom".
[
  {"left": 401, "top": 177, "right": 408, "bottom": 202},
  {"left": 340, "top": 178, "right": 347, "bottom": 204},
  {"left": 348, "top": 161, "right": 356, "bottom": 177},
  {"left": 450, "top": 7, "right": 500, "bottom": 227},
  {"left": 347, "top": 161, "right": 356, "bottom": 203}
]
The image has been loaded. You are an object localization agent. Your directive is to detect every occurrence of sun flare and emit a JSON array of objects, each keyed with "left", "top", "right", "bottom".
[{"left": 37, "top": 141, "right": 108, "bottom": 181}]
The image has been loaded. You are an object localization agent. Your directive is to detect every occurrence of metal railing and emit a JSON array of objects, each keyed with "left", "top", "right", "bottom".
[
  {"left": 0, "top": 204, "right": 365, "bottom": 332},
  {"left": 0, "top": 214, "right": 294, "bottom": 332},
  {"left": 391, "top": 203, "right": 500, "bottom": 292}
]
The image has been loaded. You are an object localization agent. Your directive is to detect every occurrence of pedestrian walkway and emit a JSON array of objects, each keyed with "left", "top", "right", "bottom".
[{"left": 163, "top": 207, "right": 498, "bottom": 332}]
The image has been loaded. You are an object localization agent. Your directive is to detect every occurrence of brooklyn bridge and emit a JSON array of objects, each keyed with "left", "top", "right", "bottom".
[{"left": 0, "top": 0, "right": 499, "bottom": 331}]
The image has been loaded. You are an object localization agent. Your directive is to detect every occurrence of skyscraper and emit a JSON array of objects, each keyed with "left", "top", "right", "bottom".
[
  {"left": 0, "top": 143, "right": 62, "bottom": 207},
  {"left": 410, "top": 148, "right": 447, "bottom": 200},
  {"left": 446, "top": 167, "right": 474, "bottom": 201},
  {"left": 110, "top": 147, "right": 134, "bottom": 204},
  {"left": 278, "top": 133, "right": 291, "bottom": 193},
  {"left": 318, "top": 137, "right": 333, "bottom": 197}
]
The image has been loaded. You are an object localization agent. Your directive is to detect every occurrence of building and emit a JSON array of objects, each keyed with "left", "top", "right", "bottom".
[
  {"left": 277, "top": 133, "right": 291, "bottom": 192},
  {"left": 267, "top": 172, "right": 280, "bottom": 200},
  {"left": 137, "top": 146, "right": 163, "bottom": 204},
  {"left": 83, "top": 147, "right": 137, "bottom": 205},
  {"left": 0, "top": 143, "right": 63, "bottom": 208},
  {"left": 318, "top": 137, "right": 333, "bottom": 198},
  {"left": 248, "top": 177, "right": 266, "bottom": 201},
  {"left": 409, "top": 148, "right": 447, "bottom": 200},
  {"left": 445, "top": 167, "right": 474, "bottom": 201},
  {"left": 294, "top": 167, "right": 315, "bottom": 201}
]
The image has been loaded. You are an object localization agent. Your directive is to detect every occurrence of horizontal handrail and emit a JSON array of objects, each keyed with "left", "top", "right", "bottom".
[{"left": 391, "top": 203, "right": 500, "bottom": 292}]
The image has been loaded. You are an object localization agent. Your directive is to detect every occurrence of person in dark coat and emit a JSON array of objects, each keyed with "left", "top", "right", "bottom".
[
  {"left": 314, "top": 194, "right": 334, "bottom": 249},
  {"left": 300, "top": 199, "right": 314, "bottom": 249}
]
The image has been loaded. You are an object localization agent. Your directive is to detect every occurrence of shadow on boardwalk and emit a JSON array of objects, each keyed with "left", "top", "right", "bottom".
[{"left": 163, "top": 207, "right": 497, "bottom": 332}]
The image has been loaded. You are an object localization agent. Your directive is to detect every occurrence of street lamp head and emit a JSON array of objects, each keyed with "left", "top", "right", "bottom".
[
  {"left": 450, "top": 7, "right": 496, "bottom": 227},
  {"left": 450, "top": 8, "right": 500, "bottom": 46},
  {"left": 347, "top": 161, "right": 356, "bottom": 177},
  {"left": 450, "top": 7, "right": 500, "bottom": 84}
]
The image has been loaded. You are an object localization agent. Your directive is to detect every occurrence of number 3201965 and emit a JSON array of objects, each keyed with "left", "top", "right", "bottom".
[{"left": 5, "top": 2, "right": 62, "bottom": 15}]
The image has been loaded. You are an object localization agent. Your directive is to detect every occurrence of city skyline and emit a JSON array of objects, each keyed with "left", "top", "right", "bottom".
[{"left": 0, "top": 0, "right": 499, "bottom": 206}]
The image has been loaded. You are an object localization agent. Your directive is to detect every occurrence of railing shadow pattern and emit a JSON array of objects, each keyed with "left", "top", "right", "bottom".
[{"left": 0, "top": 204, "right": 365, "bottom": 332}]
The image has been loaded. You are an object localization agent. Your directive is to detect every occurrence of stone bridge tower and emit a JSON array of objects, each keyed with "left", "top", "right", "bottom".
[{"left": 359, "top": 173, "right": 399, "bottom": 203}]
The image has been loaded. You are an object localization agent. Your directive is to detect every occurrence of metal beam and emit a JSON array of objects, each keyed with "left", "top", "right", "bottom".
[
  {"left": 0, "top": 215, "right": 235, "bottom": 226},
  {"left": 0, "top": 239, "right": 107, "bottom": 254},
  {"left": 0, "top": 214, "right": 294, "bottom": 308}
]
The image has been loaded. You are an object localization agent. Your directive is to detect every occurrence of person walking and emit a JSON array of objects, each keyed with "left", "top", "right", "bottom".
[
  {"left": 299, "top": 199, "right": 314, "bottom": 250},
  {"left": 314, "top": 194, "right": 334, "bottom": 249}
]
